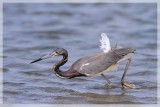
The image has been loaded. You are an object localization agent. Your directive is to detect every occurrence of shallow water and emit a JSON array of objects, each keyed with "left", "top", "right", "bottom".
[{"left": 3, "top": 3, "right": 157, "bottom": 104}]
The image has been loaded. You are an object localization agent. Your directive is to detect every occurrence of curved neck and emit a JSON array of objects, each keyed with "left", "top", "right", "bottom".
[{"left": 52, "top": 53, "right": 71, "bottom": 78}]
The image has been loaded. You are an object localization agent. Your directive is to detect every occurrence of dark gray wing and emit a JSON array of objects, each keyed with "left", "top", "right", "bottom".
[{"left": 70, "top": 48, "right": 135, "bottom": 76}]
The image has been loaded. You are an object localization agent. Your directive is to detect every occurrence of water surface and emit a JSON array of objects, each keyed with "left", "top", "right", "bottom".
[{"left": 3, "top": 3, "right": 157, "bottom": 104}]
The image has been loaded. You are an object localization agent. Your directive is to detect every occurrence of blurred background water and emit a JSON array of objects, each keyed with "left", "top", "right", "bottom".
[{"left": 3, "top": 3, "right": 157, "bottom": 104}]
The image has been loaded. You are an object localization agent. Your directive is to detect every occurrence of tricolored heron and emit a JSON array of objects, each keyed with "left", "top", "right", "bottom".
[{"left": 30, "top": 33, "right": 136, "bottom": 88}]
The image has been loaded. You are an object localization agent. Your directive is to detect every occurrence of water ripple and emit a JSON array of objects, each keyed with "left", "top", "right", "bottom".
[{"left": 3, "top": 3, "right": 157, "bottom": 104}]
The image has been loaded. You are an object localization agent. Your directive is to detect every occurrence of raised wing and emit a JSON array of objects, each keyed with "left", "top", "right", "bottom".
[{"left": 100, "top": 33, "right": 111, "bottom": 53}]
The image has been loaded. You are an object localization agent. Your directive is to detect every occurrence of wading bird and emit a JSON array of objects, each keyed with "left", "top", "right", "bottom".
[{"left": 30, "top": 33, "right": 136, "bottom": 88}]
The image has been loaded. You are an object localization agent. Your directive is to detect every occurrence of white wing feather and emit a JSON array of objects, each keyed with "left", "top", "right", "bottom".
[{"left": 100, "top": 33, "right": 111, "bottom": 53}]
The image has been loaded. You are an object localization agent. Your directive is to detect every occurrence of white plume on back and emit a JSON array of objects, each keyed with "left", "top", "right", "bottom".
[{"left": 100, "top": 33, "right": 111, "bottom": 53}]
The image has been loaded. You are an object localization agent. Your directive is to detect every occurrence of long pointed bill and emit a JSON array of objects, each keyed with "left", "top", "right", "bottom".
[{"left": 30, "top": 54, "right": 53, "bottom": 64}]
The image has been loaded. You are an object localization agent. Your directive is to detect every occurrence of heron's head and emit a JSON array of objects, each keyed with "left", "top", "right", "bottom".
[
  {"left": 30, "top": 48, "right": 68, "bottom": 64},
  {"left": 52, "top": 48, "right": 68, "bottom": 56}
]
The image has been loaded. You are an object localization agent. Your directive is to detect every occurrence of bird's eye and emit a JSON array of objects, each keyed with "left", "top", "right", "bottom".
[{"left": 55, "top": 51, "right": 59, "bottom": 54}]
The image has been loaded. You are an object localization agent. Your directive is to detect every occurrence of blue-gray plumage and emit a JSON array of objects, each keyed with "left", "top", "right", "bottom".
[{"left": 71, "top": 48, "right": 135, "bottom": 76}]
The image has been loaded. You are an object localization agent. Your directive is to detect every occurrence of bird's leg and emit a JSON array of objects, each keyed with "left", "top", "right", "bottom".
[
  {"left": 101, "top": 74, "right": 112, "bottom": 88},
  {"left": 121, "top": 59, "right": 135, "bottom": 89}
]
